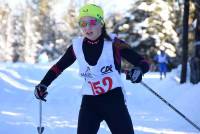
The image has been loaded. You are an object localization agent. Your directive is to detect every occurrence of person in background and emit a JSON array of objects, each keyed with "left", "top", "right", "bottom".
[
  {"left": 154, "top": 50, "right": 168, "bottom": 80},
  {"left": 34, "top": 4, "right": 149, "bottom": 134}
]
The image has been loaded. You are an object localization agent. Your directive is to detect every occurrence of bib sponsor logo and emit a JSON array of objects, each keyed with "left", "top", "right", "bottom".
[
  {"left": 82, "top": 9, "right": 88, "bottom": 12},
  {"left": 101, "top": 65, "right": 113, "bottom": 75},
  {"left": 81, "top": 66, "right": 95, "bottom": 78}
]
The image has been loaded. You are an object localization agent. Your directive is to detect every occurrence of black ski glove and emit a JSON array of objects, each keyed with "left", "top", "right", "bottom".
[
  {"left": 34, "top": 84, "right": 48, "bottom": 102},
  {"left": 126, "top": 67, "right": 143, "bottom": 83}
]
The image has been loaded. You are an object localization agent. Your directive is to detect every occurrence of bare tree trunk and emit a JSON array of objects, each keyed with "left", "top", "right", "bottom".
[
  {"left": 180, "top": 0, "right": 190, "bottom": 84},
  {"left": 190, "top": 0, "right": 200, "bottom": 84},
  {"left": 194, "top": 0, "right": 200, "bottom": 58}
]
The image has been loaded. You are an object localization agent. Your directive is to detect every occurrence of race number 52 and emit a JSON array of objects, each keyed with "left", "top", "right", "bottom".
[{"left": 88, "top": 77, "right": 113, "bottom": 95}]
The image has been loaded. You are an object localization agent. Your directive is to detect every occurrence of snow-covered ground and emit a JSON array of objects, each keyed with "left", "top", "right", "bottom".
[{"left": 0, "top": 62, "right": 200, "bottom": 134}]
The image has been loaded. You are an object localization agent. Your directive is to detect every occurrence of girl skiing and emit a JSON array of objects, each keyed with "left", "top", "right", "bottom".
[{"left": 34, "top": 4, "right": 149, "bottom": 134}]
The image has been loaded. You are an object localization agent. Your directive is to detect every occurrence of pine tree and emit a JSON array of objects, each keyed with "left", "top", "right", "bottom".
[
  {"left": 108, "top": 0, "right": 181, "bottom": 70},
  {"left": 0, "top": 3, "right": 13, "bottom": 61},
  {"left": 11, "top": 14, "right": 25, "bottom": 62},
  {"left": 23, "top": 4, "right": 39, "bottom": 63}
]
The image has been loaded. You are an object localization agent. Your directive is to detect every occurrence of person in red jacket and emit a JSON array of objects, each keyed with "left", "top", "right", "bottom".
[{"left": 34, "top": 4, "right": 149, "bottom": 134}]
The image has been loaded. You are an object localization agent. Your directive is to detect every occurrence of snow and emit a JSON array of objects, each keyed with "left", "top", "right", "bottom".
[{"left": 0, "top": 62, "right": 200, "bottom": 134}]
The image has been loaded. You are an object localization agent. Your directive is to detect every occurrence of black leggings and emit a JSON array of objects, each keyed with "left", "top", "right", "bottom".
[{"left": 77, "top": 88, "right": 134, "bottom": 134}]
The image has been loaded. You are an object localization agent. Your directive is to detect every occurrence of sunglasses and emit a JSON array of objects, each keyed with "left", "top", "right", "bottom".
[{"left": 79, "top": 19, "right": 100, "bottom": 27}]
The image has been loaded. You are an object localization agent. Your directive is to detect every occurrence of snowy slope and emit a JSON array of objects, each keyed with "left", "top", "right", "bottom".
[{"left": 0, "top": 62, "right": 200, "bottom": 134}]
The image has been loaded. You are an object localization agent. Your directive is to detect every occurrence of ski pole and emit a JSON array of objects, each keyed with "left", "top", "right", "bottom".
[
  {"left": 140, "top": 81, "right": 200, "bottom": 132},
  {"left": 37, "top": 100, "right": 44, "bottom": 134}
]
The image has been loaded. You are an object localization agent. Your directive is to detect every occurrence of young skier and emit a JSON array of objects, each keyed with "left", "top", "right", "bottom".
[{"left": 34, "top": 4, "right": 149, "bottom": 134}]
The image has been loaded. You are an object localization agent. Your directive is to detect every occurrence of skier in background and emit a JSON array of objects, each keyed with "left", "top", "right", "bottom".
[
  {"left": 154, "top": 50, "right": 168, "bottom": 80},
  {"left": 34, "top": 4, "right": 149, "bottom": 134}
]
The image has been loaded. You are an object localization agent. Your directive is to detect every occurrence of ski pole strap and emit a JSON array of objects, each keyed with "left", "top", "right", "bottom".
[{"left": 141, "top": 81, "right": 200, "bottom": 132}]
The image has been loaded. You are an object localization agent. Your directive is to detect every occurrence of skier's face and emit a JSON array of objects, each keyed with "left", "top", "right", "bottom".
[{"left": 79, "top": 16, "right": 103, "bottom": 40}]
